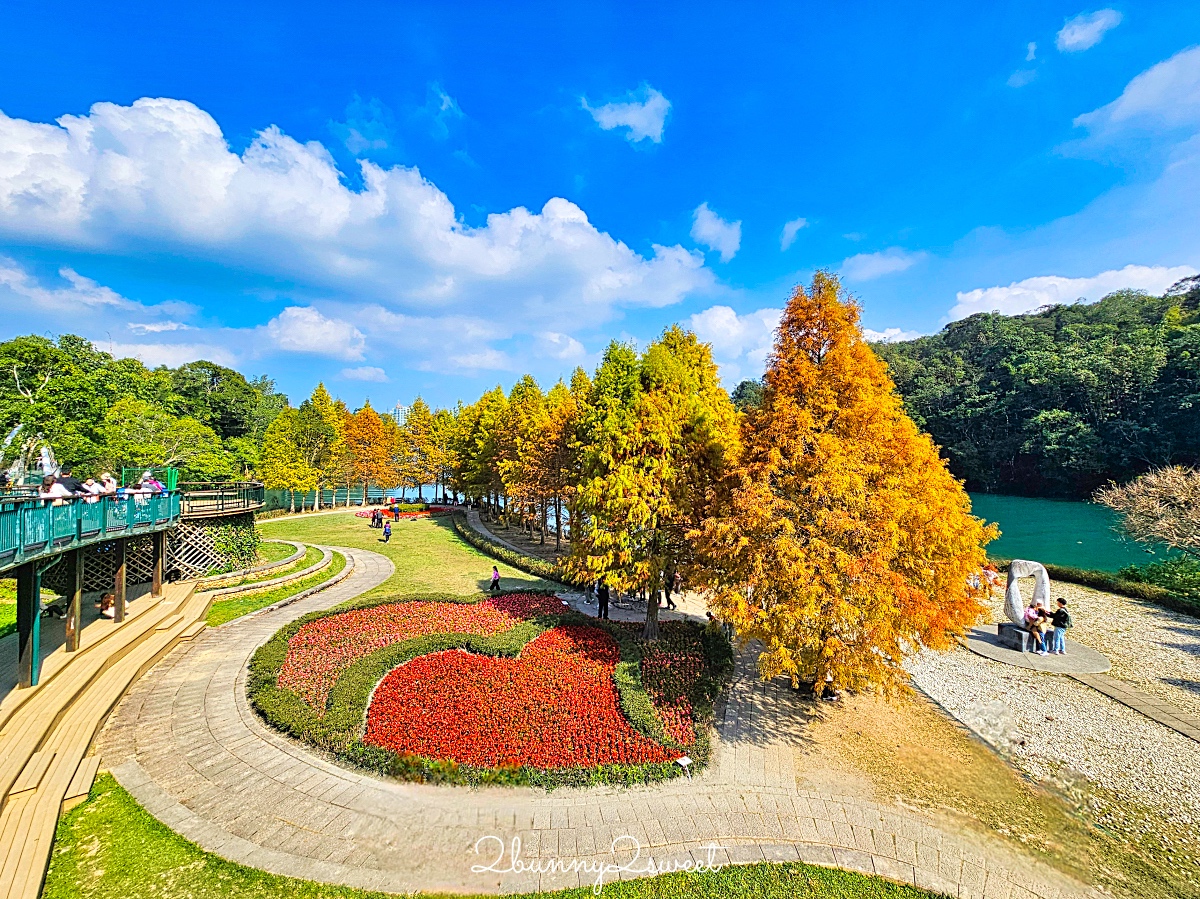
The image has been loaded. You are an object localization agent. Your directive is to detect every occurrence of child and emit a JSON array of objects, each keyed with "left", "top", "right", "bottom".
[
  {"left": 490, "top": 565, "right": 501, "bottom": 592},
  {"left": 382, "top": 520, "right": 392, "bottom": 543}
]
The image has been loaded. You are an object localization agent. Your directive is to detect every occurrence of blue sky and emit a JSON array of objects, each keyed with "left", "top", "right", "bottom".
[{"left": 0, "top": 1, "right": 1198, "bottom": 409}]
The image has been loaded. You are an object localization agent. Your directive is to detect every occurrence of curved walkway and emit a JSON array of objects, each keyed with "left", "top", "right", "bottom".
[{"left": 99, "top": 545, "right": 1098, "bottom": 898}]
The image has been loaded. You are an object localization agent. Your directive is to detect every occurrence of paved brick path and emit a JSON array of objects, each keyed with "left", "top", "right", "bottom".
[
  {"left": 1073, "top": 673, "right": 1200, "bottom": 743},
  {"left": 100, "top": 545, "right": 1098, "bottom": 898}
]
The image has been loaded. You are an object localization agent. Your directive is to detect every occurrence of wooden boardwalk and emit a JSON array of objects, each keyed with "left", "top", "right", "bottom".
[{"left": 0, "top": 579, "right": 208, "bottom": 899}]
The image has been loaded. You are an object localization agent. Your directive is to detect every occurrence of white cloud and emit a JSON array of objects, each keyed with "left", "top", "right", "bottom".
[
  {"left": 1073, "top": 45, "right": 1200, "bottom": 141},
  {"left": 780, "top": 217, "right": 808, "bottom": 251},
  {"left": 0, "top": 97, "right": 713, "bottom": 346},
  {"left": 127, "top": 321, "right": 191, "bottom": 334},
  {"left": 263, "top": 306, "right": 365, "bottom": 360},
  {"left": 688, "top": 304, "right": 781, "bottom": 384},
  {"left": 949, "top": 263, "right": 1197, "bottom": 320},
  {"left": 339, "top": 365, "right": 388, "bottom": 382},
  {"left": 1007, "top": 69, "right": 1038, "bottom": 89},
  {"left": 331, "top": 94, "right": 393, "bottom": 155},
  {"left": 840, "top": 247, "right": 926, "bottom": 281},
  {"left": 862, "top": 327, "right": 922, "bottom": 343},
  {"left": 691, "top": 203, "right": 741, "bottom": 262},
  {"left": 1056, "top": 9, "right": 1122, "bottom": 53},
  {"left": 1026, "top": 42, "right": 1038, "bottom": 62},
  {"left": 101, "top": 341, "right": 237, "bottom": 368},
  {"left": 536, "top": 331, "right": 586, "bottom": 361},
  {"left": 582, "top": 84, "right": 671, "bottom": 143}
]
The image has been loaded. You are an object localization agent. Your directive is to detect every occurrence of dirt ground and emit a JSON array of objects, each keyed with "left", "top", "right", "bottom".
[{"left": 796, "top": 688, "right": 1198, "bottom": 899}]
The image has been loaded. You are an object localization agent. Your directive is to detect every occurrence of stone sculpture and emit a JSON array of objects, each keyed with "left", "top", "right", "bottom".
[{"left": 1003, "top": 559, "right": 1051, "bottom": 624}]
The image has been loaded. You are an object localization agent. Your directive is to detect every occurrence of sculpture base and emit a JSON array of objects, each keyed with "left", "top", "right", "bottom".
[{"left": 997, "top": 622, "right": 1037, "bottom": 653}]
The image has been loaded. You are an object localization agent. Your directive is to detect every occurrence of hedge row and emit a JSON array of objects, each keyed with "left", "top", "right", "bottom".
[
  {"left": 247, "top": 591, "right": 732, "bottom": 788},
  {"left": 450, "top": 512, "right": 583, "bottom": 587},
  {"left": 992, "top": 557, "right": 1200, "bottom": 619}
]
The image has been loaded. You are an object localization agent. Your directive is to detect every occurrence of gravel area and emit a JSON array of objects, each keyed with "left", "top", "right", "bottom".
[{"left": 985, "top": 580, "right": 1200, "bottom": 723}]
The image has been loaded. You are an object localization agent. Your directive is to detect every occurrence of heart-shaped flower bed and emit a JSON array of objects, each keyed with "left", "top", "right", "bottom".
[
  {"left": 248, "top": 591, "right": 734, "bottom": 787},
  {"left": 363, "top": 625, "right": 676, "bottom": 767}
]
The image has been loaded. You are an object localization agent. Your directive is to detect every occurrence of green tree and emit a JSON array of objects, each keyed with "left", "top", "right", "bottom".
[
  {"left": 258, "top": 408, "right": 318, "bottom": 512},
  {"left": 101, "top": 397, "right": 235, "bottom": 481}
]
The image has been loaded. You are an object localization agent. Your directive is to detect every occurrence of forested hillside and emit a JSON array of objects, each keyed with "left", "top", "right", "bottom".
[
  {"left": 874, "top": 277, "right": 1200, "bottom": 498},
  {"left": 0, "top": 335, "right": 286, "bottom": 480}
]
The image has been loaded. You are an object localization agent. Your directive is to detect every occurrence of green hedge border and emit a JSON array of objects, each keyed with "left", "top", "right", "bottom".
[
  {"left": 991, "top": 557, "right": 1200, "bottom": 618},
  {"left": 450, "top": 511, "right": 584, "bottom": 587},
  {"left": 248, "top": 590, "right": 733, "bottom": 788}
]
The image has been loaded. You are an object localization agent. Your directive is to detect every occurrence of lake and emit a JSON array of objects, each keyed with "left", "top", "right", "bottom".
[{"left": 968, "top": 493, "right": 1162, "bottom": 573}]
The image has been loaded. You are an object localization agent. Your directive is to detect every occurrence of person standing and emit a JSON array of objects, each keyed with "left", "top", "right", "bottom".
[
  {"left": 490, "top": 565, "right": 501, "bottom": 592},
  {"left": 597, "top": 580, "right": 610, "bottom": 620},
  {"left": 382, "top": 520, "right": 392, "bottom": 543},
  {"left": 56, "top": 466, "right": 84, "bottom": 494},
  {"left": 1050, "top": 598, "right": 1071, "bottom": 655}
]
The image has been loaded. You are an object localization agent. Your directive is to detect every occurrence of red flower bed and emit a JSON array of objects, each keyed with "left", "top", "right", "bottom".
[
  {"left": 363, "top": 625, "right": 677, "bottom": 768},
  {"left": 279, "top": 593, "right": 565, "bottom": 710}
]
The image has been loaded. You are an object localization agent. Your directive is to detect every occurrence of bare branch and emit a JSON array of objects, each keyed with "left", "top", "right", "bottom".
[{"left": 1095, "top": 466, "right": 1200, "bottom": 557}]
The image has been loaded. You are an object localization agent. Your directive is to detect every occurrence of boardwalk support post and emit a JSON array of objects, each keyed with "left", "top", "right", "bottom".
[
  {"left": 16, "top": 563, "right": 41, "bottom": 688},
  {"left": 152, "top": 530, "right": 165, "bottom": 597},
  {"left": 65, "top": 547, "right": 84, "bottom": 652},
  {"left": 113, "top": 538, "right": 127, "bottom": 623}
]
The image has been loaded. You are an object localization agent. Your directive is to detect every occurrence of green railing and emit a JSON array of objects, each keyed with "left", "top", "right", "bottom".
[
  {"left": 121, "top": 466, "right": 179, "bottom": 491},
  {"left": 178, "top": 482, "right": 265, "bottom": 518},
  {"left": 0, "top": 491, "right": 181, "bottom": 574}
]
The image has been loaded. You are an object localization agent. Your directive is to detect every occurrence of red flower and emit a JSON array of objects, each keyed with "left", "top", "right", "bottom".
[{"left": 362, "top": 626, "right": 677, "bottom": 768}]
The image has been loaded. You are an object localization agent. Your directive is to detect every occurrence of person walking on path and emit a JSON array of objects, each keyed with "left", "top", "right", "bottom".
[
  {"left": 1049, "top": 598, "right": 1071, "bottom": 654},
  {"left": 489, "top": 565, "right": 501, "bottom": 592},
  {"left": 382, "top": 520, "right": 392, "bottom": 543},
  {"left": 597, "top": 580, "right": 610, "bottom": 620}
]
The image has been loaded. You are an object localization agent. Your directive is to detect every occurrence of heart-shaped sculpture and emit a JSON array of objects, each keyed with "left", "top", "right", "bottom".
[{"left": 363, "top": 625, "right": 677, "bottom": 768}]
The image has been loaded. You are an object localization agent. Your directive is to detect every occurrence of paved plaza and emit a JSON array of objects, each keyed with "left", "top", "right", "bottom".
[{"left": 99, "top": 545, "right": 1099, "bottom": 898}]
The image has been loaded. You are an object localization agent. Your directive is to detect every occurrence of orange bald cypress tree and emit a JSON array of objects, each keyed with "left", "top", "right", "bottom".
[{"left": 696, "top": 272, "right": 996, "bottom": 693}]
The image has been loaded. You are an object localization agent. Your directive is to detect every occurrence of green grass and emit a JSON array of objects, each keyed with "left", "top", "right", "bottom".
[
  {"left": 205, "top": 551, "right": 347, "bottom": 627},
  {"left": 210, "top": 545, "right": 323, "bottom": 590},
  {"left": 258, "top": 511, "right": 560, "bottom": 598},
  {"left": 259, "top": 540, "right": 300, "bottom": 565},
  {"left": 44, "top": 774, "right": 940, "bottom": 899},
  {"left": 0, "top": 600, "right": 14, "bottom": 639}
]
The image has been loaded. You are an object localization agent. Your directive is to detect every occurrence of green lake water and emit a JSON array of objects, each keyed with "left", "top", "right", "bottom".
[{"left": 967, "top": 493, "right": 1163, "bottom": 573}]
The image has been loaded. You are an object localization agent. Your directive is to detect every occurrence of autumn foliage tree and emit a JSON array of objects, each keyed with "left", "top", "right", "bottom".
[
  {"left": 343, "top": 401, "right": 399, "bottom": 502},
  {"left": 696, "top": 273, "right": 996, "bottom": 692}
]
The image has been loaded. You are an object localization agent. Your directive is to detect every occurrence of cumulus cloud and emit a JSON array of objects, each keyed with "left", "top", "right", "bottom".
[
  {"left": 1026, "top": 42, "right": 1038, "bottom": 61},
  {"left": 536, "top": 331, "right": 586, "bottom": 361},
  {"left": 840, "top": 247, "right": 926, "bottom": 281},
  {"left": 691, "top": 203, "right": 741, "bottom": 262},
  {"left": 1073, "top": 46, "right": 1200, "bottom": 142},
  {"left": 862, "top": 327, "right": 922, "bottom": 343},
  {"left": 0, "top": 97, "right": 713, "bottom": 347},
  {"left": 101, "top": 341, "right": 238, "bottom": 368},
  {"left": 780, "top": 216, "right": 808, "bottom": 251},
  {"left": 688, "top": 304, "right": 781, "bottom": 384},
  {"left": 339, "top": 366, "right": 388, "bottom": 382},
  {"left": 949, "top": 263, "right": 1197, "bottom": 320},
  {"left": 582, "top": 84, "right": 671, "bottom": 143},
  {"left": 263, "top": 306, "right": 366, "bottom": 360},
  {"left": 1056, "top": 9, "right": 1122, "bottom": 53}
]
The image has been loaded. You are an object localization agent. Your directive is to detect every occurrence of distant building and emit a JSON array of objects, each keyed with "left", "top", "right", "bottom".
[{"left": 388, "top": 403, "right": 410, "bottom": 427}]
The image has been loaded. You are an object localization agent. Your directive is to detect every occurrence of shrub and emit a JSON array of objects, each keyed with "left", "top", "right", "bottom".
[
  {"left": 1119, "top": 557, "right": 1200, "bottom": 603},
  {"left": 247, "top": 591, "right": 732, "bottom": 788}
]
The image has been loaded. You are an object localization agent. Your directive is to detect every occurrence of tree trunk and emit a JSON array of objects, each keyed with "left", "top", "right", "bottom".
[
  {"left": 540, "top": 501, "right": 547, "bottom": 545},
  {"left": 554, "top": 496, "right": 562, "bottom": 551},
  {"left": 642, "top": 578, "right": 661, "bottom": 641},
  {"left": 314, "top": 487, "right": 322, "bottom": 511},
  {"left": 288, "top": 490, "right": 295, "bottom": 514},
  {"left": 363, "top": 480, "right": 369, "bottom": 506}
]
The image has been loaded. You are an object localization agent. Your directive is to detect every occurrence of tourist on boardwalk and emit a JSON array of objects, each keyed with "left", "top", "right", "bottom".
[
  {"left": 489, "top": 565, "right": 501, "bottom": 592},
  {"left": 382, "top": 520, "right": 392, "bottom": 543},
  {"left": 99, "top": 473, "right": 118, "bottom": 495},
  {"left": 56, "top": 466, "right": 84, "bottom": 494},
  {"left": 1049, "top": 598, "right": 1071, "bottom": 655},
  {"left": 597, "top": 580, "right": 610, "bottom": 620},
  {"left": 39, "top": 474, "right": 72, "bottom": 503}
]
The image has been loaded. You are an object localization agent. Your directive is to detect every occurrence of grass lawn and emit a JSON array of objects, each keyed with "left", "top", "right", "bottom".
[
  {"left": 206, "top": 551, "right": 347, "bottom": 627},
  {"left": 45, "top": 774, "right": 940, "bottom": 899},
  {"left": 259, "top": 540, "right": 300, "bottom": 565},
  {"left": 258, "top": 511, "right": 560, "bottom": 598},
  {"left": 211, "top": 545, "right": 323, "bottom": 590},
  {"left": 0, "top": 600, "right": 14, "bottom": 639}
]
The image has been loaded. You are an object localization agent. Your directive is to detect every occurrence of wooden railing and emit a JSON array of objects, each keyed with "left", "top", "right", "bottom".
[
  {"left": 178, "top": 482, "right": 265, "bottom": 518},
  {"left": 0, "top": 491, "right": 180, "bottom": 575}
]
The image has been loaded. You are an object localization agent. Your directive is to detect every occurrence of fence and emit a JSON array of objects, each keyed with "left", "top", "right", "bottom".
[{"left": 179, "top": 482, "right": 265, "bottom": 518}]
